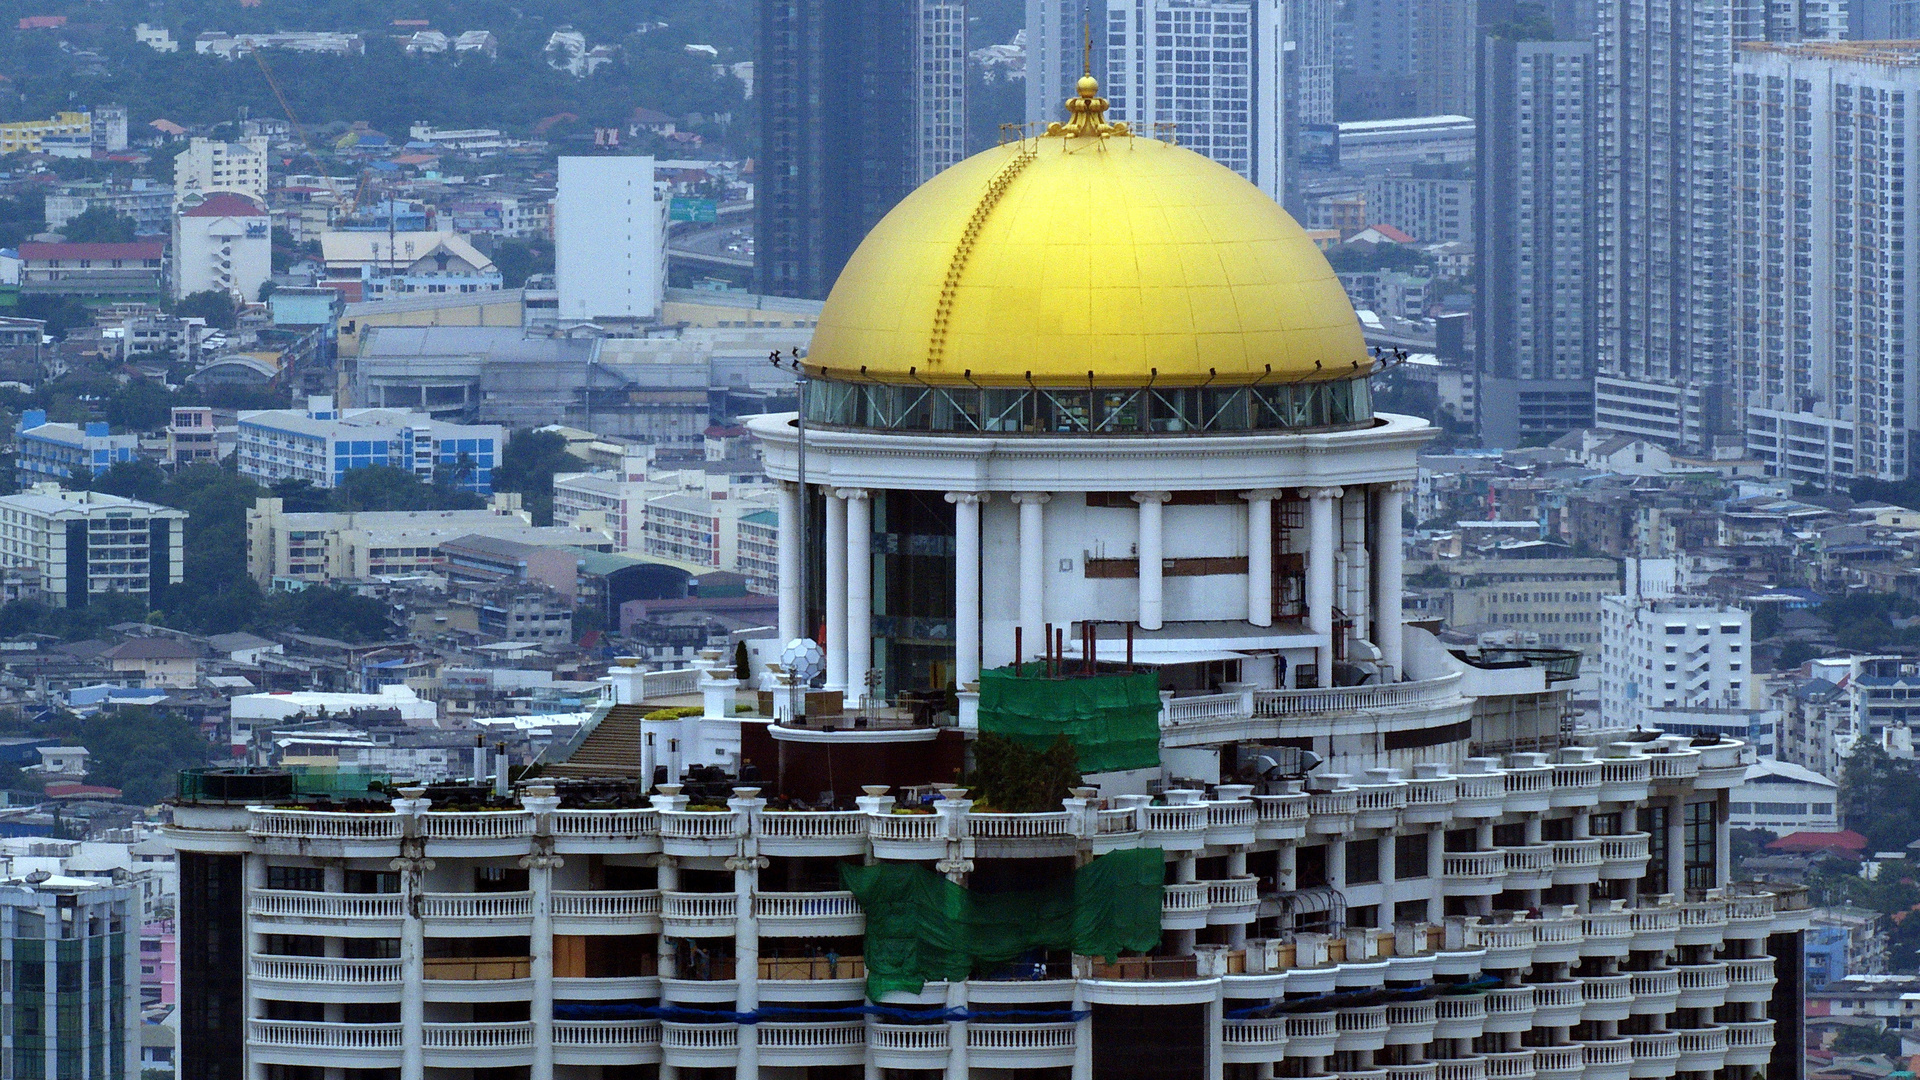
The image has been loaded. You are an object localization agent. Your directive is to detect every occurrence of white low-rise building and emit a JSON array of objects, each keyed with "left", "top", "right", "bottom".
[
  {"left": 1728, "top": 758, "right": 1838, "bottom": 836},
  {"left": 172, "top": 192, "right": 270, "bottom": 302},
  {"left": 0, "top": 485, "right": 186, "bottom": 610},
  {"left": 228, "top": 684, "right": 438, "bottom": 754}
]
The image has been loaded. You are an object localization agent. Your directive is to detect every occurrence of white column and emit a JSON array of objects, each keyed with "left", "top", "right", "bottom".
[
  {"left": 730, "top": 805, "right": 763, "bottom": 1080},
  {"left": 1134, "top": 491, "right": 1171, "bottom": 631},
  {"left": 1342, "top": 489, "right": 1369, "bottom": 642},
  {"left": 946, "top": 492, "right": 987, "bottom": 686},
  {"left": 825, "top": 489, "right": 847, "bottom": 691},
  {"left": 1242, "top": 489, "right": 1280, "bottom": 628},
  {"left": 1372, "top": 481, "right": 1408, "bottom": 681},
  {"left": 1304, "top": 486, "right": 1343, "bottom": 689},
  {"left": 528, "top": 857, "right": 557, "bottom": 1080},
  {"left": 842, "top": 488, "right": 874, "bottom": 703},
  {"left": 243, "top": 853, "right": 269, "bottom": 1080},
  {"left": 777, "top": 481, "right": 801, "bottom": 644},
  {"left": 1012, "top": 492, "right": 1050, "bottom": 660}
]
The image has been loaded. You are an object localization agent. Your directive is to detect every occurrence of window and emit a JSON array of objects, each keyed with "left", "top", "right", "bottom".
[
  {"left": 1643, "top": 805, "right": 1669, "bottom": 892},
  {"left": 1394, "top": 833, "right": 1429, "bottom": 878},
  {"left": 1346, "top": 838, "right": 1381, "bottom": 885},
  {"left": 265, "top": 865, "right": 324, "bottom": 892},
  {"left": 1685, "top": 801, "right": 1717, "bottom": 891}
]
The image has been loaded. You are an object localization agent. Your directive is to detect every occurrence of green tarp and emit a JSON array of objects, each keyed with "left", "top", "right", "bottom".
[
  {"left": 841, "top": 847, "right": 1165, "bottom": 999},
  {"left": 976, "top": 664, "right": 1162, "bottom": 773}
]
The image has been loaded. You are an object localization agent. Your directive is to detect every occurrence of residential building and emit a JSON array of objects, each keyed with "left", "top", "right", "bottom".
[
  {"left": 243, "top": 496, "right": 611, "bottom": 587},
  {"left": 1852, "top": 0, "right": 1920, "bottom": 37},
  {"left": 554, "top": 156, "right": 666, "bottom": 325},
  {"left": 17, "top": 242, "right": 165, "bottom": 298},
  {"left": 226, "top": 684, "right": 438, "bottom": 753},
  {"left": 0, "top": 874, "right": 140, "bottom": 1080},
  {"left": 171, "top": 136, "right": 268, "bottom": 210},
  {"left": 172, "top": 193, "right": 270, "bottom": 302},
  {"left": 1411, "top": 0, "right": 1477, "bottom": 118},
  {"left": 755, "top": 0, "right": 966, "bottom": 300},
  {"left": 1104, "top": 0, "right": 1287, "bottom": 199},
  {"left": 101, "top": 637, "right": 202, "bottom": 689},
  {"left": 1025, "top": 0, "right": 1096, "bottom": 128},
  {"left": 1600, "top": 587, "right": 1755, "bottom": 732},
  {"left": 1729, "top": 758, "right": 1839, "bottom": 836},
  {"left": 192, "top": 31, "right": 364, "bottom": 57},
  {"left": 91, "top": 104, "right": 127, "bottom": 153},
  {"left": 0, "top": 485, "right": 187, "bottom": 610},
  {"left": 638, "top": 490, "right": 777, "bottom": 581},
  {"left": 44, "top": 180, "right": 172, "bottom": 236},
  {"left": 134, "top": 23, "right": 178, "bottom": 52},
  {"left": 15, "top": 410, "right": 137, "bottom": 486},
  {"left": 552, "top": 472, "right": 646, "bottom": 550},
  {"left": 1333, "top": 114, "right": 1477, "bottom": 167},
  {"left": 1404, "top": 555, "right": 1620, "bottom": 658},
  {"left": 235, "top": 397, "right": 503, "bottom": 493},
  {"left": 1477, "top": 16, "right": 1598, "bottom": 447},
  {"left": 461, "top": 581, "right": 575, "bottom": 643},
  {"left": 0, "top": 110, "right": 93, "bottom": 155},
  {"left": 1364, "top": 167, "right": 1472, "bottom": 245},
  {"left": 1734, "top": 43, "right": 1920, "bottom": 486},
  {"left": 317, "top": 230, "right": 502, "bottom": 302},
  {"left": 439, "top": 534, "right": 582, "bottom": 600}
]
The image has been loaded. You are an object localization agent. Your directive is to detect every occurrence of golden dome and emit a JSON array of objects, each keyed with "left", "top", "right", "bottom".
[{"left": 807, "top": 81, "right": 1372, "bottom": 388}]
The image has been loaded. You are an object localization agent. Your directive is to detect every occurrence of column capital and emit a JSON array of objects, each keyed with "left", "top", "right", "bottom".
[
  {"left": 1009, "top": 491, "right": 1052, "bottom": 505},
  {"left": 1382, "top": 480, "right": 1414, "bottom": 495},
  {"left": 833, "top": 487, "right": 871, "bottom": 501},
  {"left": 944, "top": 491, "right": 991, "bottom": 505},
  {"left": 1240, "top": 488, "right": 1287, "bottom": 502},
  {"left": 1300, "top": 485, "right": 1345, "bottom": 502},
  {"left": 1131, "top": 490, "right": 1173, "bottom": 505}
]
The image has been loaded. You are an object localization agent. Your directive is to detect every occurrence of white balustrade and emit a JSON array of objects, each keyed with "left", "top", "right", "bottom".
[
  {"left": 1164, "top": 692, "right": 1246, "bottom": 724},
  {"left": 1443, "top": 851, "right": 1505, "bottom": 878},
  {"left": 967, "top": 1022, "right": 1077, "bottom": 1051},
  {"left": 868, "top": 813, "right": 942, "bottom": 842},
  {"left": 1549, "top": 838, "right": 1602, "bottom": 869},
  {"left": 422, "top": 811, "right": 534, "bottom": 842},
  {"left": 422, "top": 1022, "right": 535, "bottom": 1050},
  {"left": 753, "top": 892, "right": 863, "bottom": 920},
  {"left": 553, "top": 809, "right": 659, "bottom": 840},
  {"left": 249, "top": 1020, "right": 402, "bottom": 1050},
  {"left": 419, "top": 892, "right": 531, "bottom": 920},
  {"left": 1253, "top": 674, "right": 1460, "bottom": 715},
  {"left": 642, "top": 667, "right": 703, "bottom": 697},
  {"left": 1580, "top": 909, "right": 1633, "bottom": 944},
  {"left": 1533, "top": 1046, "right": 1582, "bottom": 1074},
  {"left": 658, "top": 811, "right": 739, "bottom": 841},
  {"left": 1223, "top": 1018, "right": 1288, "bottom": 1048},
  {"left": 1485, "top": 1050, "right": 1536, "bottom": 1080},
  {"left": 1434, "top": 1056, "right": 1488, "bottom": 1080},
  {"left": 250, "top": 955, "right": 401, "bottom": 984},
  {"left": 758, "top": 1020, "right": 865, "bottom": 1049},
  {"left": 248, "top": 809, "right": 404, "bottom": 842},
  {"left": 250, "top": 889, "right": 404, "bottom": 922},
  {"left": 1388, "top": 1065, "right": 1438, "bottom": 1080},
  {"left": 1725, "top": 1020, "right": 1776, "bottom": 1051},
  {"left": 552, "top": 890, "right": 662, "bottom": 918},
  {"left": 1253, "top": 793, "right": 1309, "bottom": 828},
  {"left": 870, "top": 1024, "right": 950, "bottom": 1051},
  {"left": 661, "top": 1022, "right": 739, "bottom": 1051},
  {"left": 553, "top": 1020, "right": 662, "bottom": 1048},
  {"left": 1502, "top": 845, "right": 1553, "bottom": 878},
  {"left": 1644, "top": 750, "right": 1700, "bottom": 781},
  {"left": 1097, "top": 808, "right": 1141, "bottom": 834},
  {"left": 1628, "top": 1032, "right": 1679, "bottom": 1063},
  {"left": 1144, "top": 805, "right": 1208, "bottom": 836},
  {"left": 662, "top": 892, "right": 739, "bottom": 921},
  {"left": 969, "top": 811, "right": 1072, "bottom": 839},
  {"left": 756, "top": 810, "right": 868, "bottom": 844}
]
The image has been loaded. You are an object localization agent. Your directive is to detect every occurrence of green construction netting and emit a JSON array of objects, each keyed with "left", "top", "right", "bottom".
[
  {"left": 976, "top": 664, "right": 1162, "bottom": 773},
  {"left": 841, "top": 847, "right": 1165, "bottom": 999}
]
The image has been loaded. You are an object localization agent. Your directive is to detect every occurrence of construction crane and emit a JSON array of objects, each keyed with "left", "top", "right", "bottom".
[{"left": 247, "top": 46, "right": 320, "bottom": 161}]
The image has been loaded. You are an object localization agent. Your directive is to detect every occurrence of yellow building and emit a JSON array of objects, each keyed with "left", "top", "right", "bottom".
[
  {"left": 0, "top": 111, "right": 92, "bottom": 155},
  {"left": 338, "top": 288, "right": 528, "bottom": 355}
]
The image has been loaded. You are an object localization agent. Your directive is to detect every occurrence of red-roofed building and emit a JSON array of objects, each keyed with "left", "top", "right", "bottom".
[
  {"left": 19, "top": 241, "right": 165, "bottom": 297},
  {"left": 1767, "top": 829, "right": 1870, "bottom": 856},
  {"left": 176, "top": 194, "right": 268, "bottom": 302},
  {"left": 1347, "top": 223, "right": 1418, "bottom": 245}
]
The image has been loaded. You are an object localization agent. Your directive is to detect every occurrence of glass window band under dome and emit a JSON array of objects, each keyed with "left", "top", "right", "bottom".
[{"left": 801, "top": 374, "right": 1374, "bottom": 435}]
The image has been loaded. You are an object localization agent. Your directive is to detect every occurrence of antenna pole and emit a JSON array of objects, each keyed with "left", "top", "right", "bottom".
[{"left": 793, "top": 355, "right": 809, "bottom": 728}]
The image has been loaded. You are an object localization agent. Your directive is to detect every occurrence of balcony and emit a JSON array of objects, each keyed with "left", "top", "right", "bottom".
[
  {"left": 1503, "top": 757, "right": 1553, "bottom": 814},
  {"left": 868, "top": 811, "right": 945, "bottom": 860},
  {"left": 1725, "top": 956, "right": 1777, "bottom": 1002},
  {"left": 248, "top": 1020, "right": 402, "bottom": 1066},
  {"left": 248, "top": 809, "right": 402, "bottom": 852},
  {"left": 661, "top": 1022, "right": 737, "bottom": 1068},
  {"left": 1531, "top": 914, "right": 1584, "bottom": 964},
  {"left": 658, "top": 810, "right": 739, "bottom": 856},
  {"left": 1163, "top": 882, "right": 1209, "bottom": 930},
  {"left": 553, "top": 1020, "right": 663, "bottom": 1067},
  {"left": 1597, "top": 754, "right": 1652, "bottom": 804},
  {"left": 1583, "top": 1038, "right": 1633, "bottom": 1080},
  {"left": 1673, "top": 962, "right": 1728, "bottom": 1009},
  {"left": 1336, "top": 1004, "right": 1389, "bottom": 1051},
  {"left": 1307, "top": 786, "right": 1359, "bottom": 834},
  {"left": 1387, "top": 1065, "right": 1438, "bottom": 1080},
  {"left": 869, "top": 1023, "right": 950, "bottom": 1070},
  {"left": 968, "top": 1021, "right": 1077, "bottom": 1068},
  {"left": 753, "top": 891, "right": 865, "bottom": 937},
  {"left": 1629, "top": 906, "right": 1678, "bottom": 953},
  {"left": 756, "top": 810, "right": 868, "bottom": 857},
  {"left": 1627, "top": 1032, "right": 1679, "bottom": 1078},
  {"left": 1725, "top": 892, "right": 1776, "bottom": 938},
  {"left": 1352, "top": 778, "right": 1408, "bottom": 830},
  {"left": 1221, "top": 1017, "right": 1287, "bottom": 1061},
  {"left": 1675, "top": 1026, "right": 1728, "bottom": 1073},
  {"left": 1644, "top": 746, "right": 1701, "bottom": 784},
  {"left": 1252, "top": 792, "right": 1309, "bottom": 839},
  {"left": 1694, "top": 740, "right": 1754, "bottom": 788},
  {"left": 1581, "top": 973, "right": 1632, "bottom": 1021},
  {"left": 553, "top": 890, "right": 662, "bottom": 934},
  {"left": 1441, "top": 850, "right": 1505, "bottom": 895},
  {"left": 422, "top": 810, "right": 534, "bottom": 856},
  {"left": 250, "top": 889, "right": 404, "bottom": 932},
  {"left": 1434, "top": 1056, "right": 1487, "bottom": 1080},
  {"left": 1598, "top": 833, "right": 1651, "bottom": 879},
  {"left": 249, "top": 955, "right": 400, "bottom": 1000},
  {"left": 1433, "top": 996, "right": 1487, "bottom": 1041},
  {"left": 420, "top": 892, "right": 532, "bottom": 935},
  {"left": 1384, "top": 1000, "right": 1437, "bottom": 1044},
  {"left": 1404, "top": 769, "right": 1456, "bottom": 824},
  {"left": 1533, "top": 1045, "right": 1583, "bottom": 1080},
  {"left": 1206, "top": 877, "right": 1260, "bottom": 924},
  {"left": 1251, "top": 673, "right": 1461, "bottom": 718},
  {"left": 1724, "top": 1019, "right": 1776, "bottom": 1067},
  {"left": 661, "top": 892, "right": 739, "bottom": 936},
  {"left": 1675, "top": 899, "right": 1729, "bottom": 945},
  {"left": 1530, "top": 980, "right": 1583, "bottom": 1027},
  {"left": 1284, "top": 1012, "right": 1339, "bottom": 1057},
  {"left": 1483, "top": 986, "right": 1536, "bottom": 1033},
  {"left": 1486, "top": 1049, "right": 1537, "bottom": 1080},
  {"left": 551, "top": 808, "right": 661, "bottom": 854},
  {"left": 1473, "top": 923, "right": 1536, "bottom": 970},
  {"left": 1451, "top": 764, "right": 1507, "bottom": 818},
  {"left": 1627, "top": 969, "right": 1680, "bottom": 1015},
  {"left": 1144, "top": 804, "right": 1209, "bottom": 851},
  {"left": 1549, "top": 838, "right": 1602, "bottom": 885},
  {"left": 1501, "top": 845, "right": 1554, "bottom": 890},
  {"left": 969, "top": 811, "right": 1075, "bottom": 857},
  {"left": 1206, "top": 798, "right": 1258, "bottom": 846},
  {"left": 758, "top": 1020, "right": 865, "bottom": 1067},
  {"left": 1550, "top": 758, "right": 1601, "bottom": 808}
]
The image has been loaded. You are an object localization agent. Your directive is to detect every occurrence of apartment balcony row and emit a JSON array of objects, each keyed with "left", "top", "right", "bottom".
[
  {"left": 249, "top": 887, "right": 862, "bottom": 939},
  {"left": 231, "top": 736, "right": 1744, "bottom": 862}
]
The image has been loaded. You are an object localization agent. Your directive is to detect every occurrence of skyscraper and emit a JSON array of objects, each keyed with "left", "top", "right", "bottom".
[
  {"left": 1476, "top": 4, "right": 1599, "bottom": 446},
  {"left": 1025, "top": 0, "right": 1100, "bottom": 126},
  {"left": 1735, "top": 41, "right": 1920, "bottom": 485},
  {"left": 1104, "top": 0, "right": 1288, "bottom": 198},
  {"left": 1593, "top": 0, "right": 1841, "bottom": 453},
  {"left": 755, "top": 0, "right": 966, "bottom": 301}
]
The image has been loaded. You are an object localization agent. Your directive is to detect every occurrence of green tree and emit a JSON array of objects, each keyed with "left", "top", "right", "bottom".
[
  {"left": 14, "top": 295, "right": 94, "bottom": 339},
  {"left": 0, "top": 192, "right": 44, "bottom": 248},
  {"left": 493, "top": 428, "right": 576, "bottom": 525},
  {"left": 263, "top": 585, "right": 396, "bottom": 643},
  {"left": 105, "top": 379, "right": 176, "bottom": 431},
  {"left": 270, "top": 478, "right": 330, "bottom": 513},
  {"left": 83, "top": 459, "right": 168, "bottom": 504},
  {"left": 174, "top": 290, "right": 238, "bottom": 331},
  {"left": 152, "top": 463, "right": 268, "bottom": 634},
  {"left": 1839, "top": 739, "right": 1920, "bottom": 854},
  {"left": 964, "top": 733, "right": 1083, "bottom": 813},
  {"left": 491, "top": 237, "right": 555, "bottom": 288},
  {"left": 1831, "top": 1025, "right": 1903, "bottom": 1057},
  {"left": 328, "top": 465, "right": 484, "bottom": 512},
  {"left": 75, "top": 708, "right": 215, "bottom": 807},
  {"left": 58, "top": 207, "right": 139, "bottom": 244}
]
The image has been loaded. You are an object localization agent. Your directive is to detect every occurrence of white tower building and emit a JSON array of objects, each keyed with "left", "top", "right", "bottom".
[
  {"left": 172, "top": 192, "right": 271, "bottom": 302},
  {"left": 164, "top": 79, "right": 1805, "bottom": 1080},
  {"left": 172, "top": 136, "right": 269, "bottom": 210},
  {"left": 554, "top": 156, "right": 666, "bottom": 325}
]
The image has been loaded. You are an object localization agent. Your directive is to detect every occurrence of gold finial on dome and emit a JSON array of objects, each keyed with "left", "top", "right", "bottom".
[{"left": 1046, "top": 74, "right": 1131, "bottom": 139}]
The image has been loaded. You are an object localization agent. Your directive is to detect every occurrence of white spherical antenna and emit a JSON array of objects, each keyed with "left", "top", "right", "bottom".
[{"left": 782, "top": 638, "right": 824, "bottom": 684}]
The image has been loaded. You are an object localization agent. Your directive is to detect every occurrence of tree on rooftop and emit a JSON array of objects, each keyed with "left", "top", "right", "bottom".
[
  {"left": 493, "top": 428, "right": 576, "bottom": 526},
  {"left": 173, "top": 290, "right": 237, "bottom": 332},
  {"left": 57, "top": 207, "right": 138, "bottom": 244}
]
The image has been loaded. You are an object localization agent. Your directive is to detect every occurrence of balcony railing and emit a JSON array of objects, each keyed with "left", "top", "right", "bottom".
[
  {"left": 1485, "top": 1050, "right": 1536, "bottom": 1080},
  {"left": 422, "top": 811, "right": 534, "bottom": 842},
  {"left": 249, "top": 1020, "right": 402, "bottom": 1051},
  {"left": 251, "top": 889, "right": 404, "bottom": 921},
  {"left": 756, "top": 810, "right": 868, "bottom": 845},
  {"left": 1533, "top": 1046, "right": 1582, "bottom": 1074},
  {"left": 753, "top": 891, "right": 862, "bottom": 921},
  {"left": 868, "top": 813, "right": 942, "bottom": 843},
  {"left": 662, "top": 892, "right": 739, "bottom": 921},
  {"left": 658, "top": 811, "right": 738, "bottom": 841},
  {"left": 869, "top": 1024, "right": 950, "bottom": 1052},
  {"left": 967, "top": 1021, "right": 1077, "bottom": 1051},
  {"left": 1434, "top": 1056, "right": 1487, "bottom": 1080},
  {"left": 249, "top": 809, "right": 403, "bottom": 842},
  {"left": 250, "top": 955, "right": 401, "bottom": 984},
  {"left": 419, "top": 892, "right": 531, "bottom": 920},
  {"left": 552, "top": 809, "right": 659, "bottom": 840},
  {"left": 1725, "top": 1019, "right": 1776, "bottom": 1050},
  {"left": 661, "top": 1022, "right": 737, "bottom": 1051},
  {"left": 969, "top": 812, "right": 1072, "bottom": 840},
  {"left": 1443, "top": 851, "right": 1505, "bottom": 878},
  {"left": 553, "top": 890, "right": 661, "bottom": 919},
  {"left": 553, "top": 1020, "right": 662, "bottom": 1049},
  {"left": 758, "top": 1020, "right": 865, "bottom": 1050},
  {"left": 1253, "top": 674, "right": 1460, "bottom": 716},
  {"left": 1164, "top": 692, "right": 1244, "bottom": 724}
]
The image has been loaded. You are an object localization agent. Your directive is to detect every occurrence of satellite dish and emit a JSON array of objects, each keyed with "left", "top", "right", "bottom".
[
  {"left": 24, "top": 870, "right": 50, "bottom": 884},
  {"left": 782, "top": 638, "right": 824, "bottom": 685}
]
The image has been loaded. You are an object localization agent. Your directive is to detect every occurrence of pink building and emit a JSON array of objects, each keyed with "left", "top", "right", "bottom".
[{"left": 140, "top": 920, "right": 175, "bottom": 1008}]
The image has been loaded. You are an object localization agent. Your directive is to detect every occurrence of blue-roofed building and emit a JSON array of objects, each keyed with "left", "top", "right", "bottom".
[
  {"left": 14, "top": 409, "right": 137, "bottom": 486},
  {"left": 235, "top": 395, "right": 503, "bottom": 493}
]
